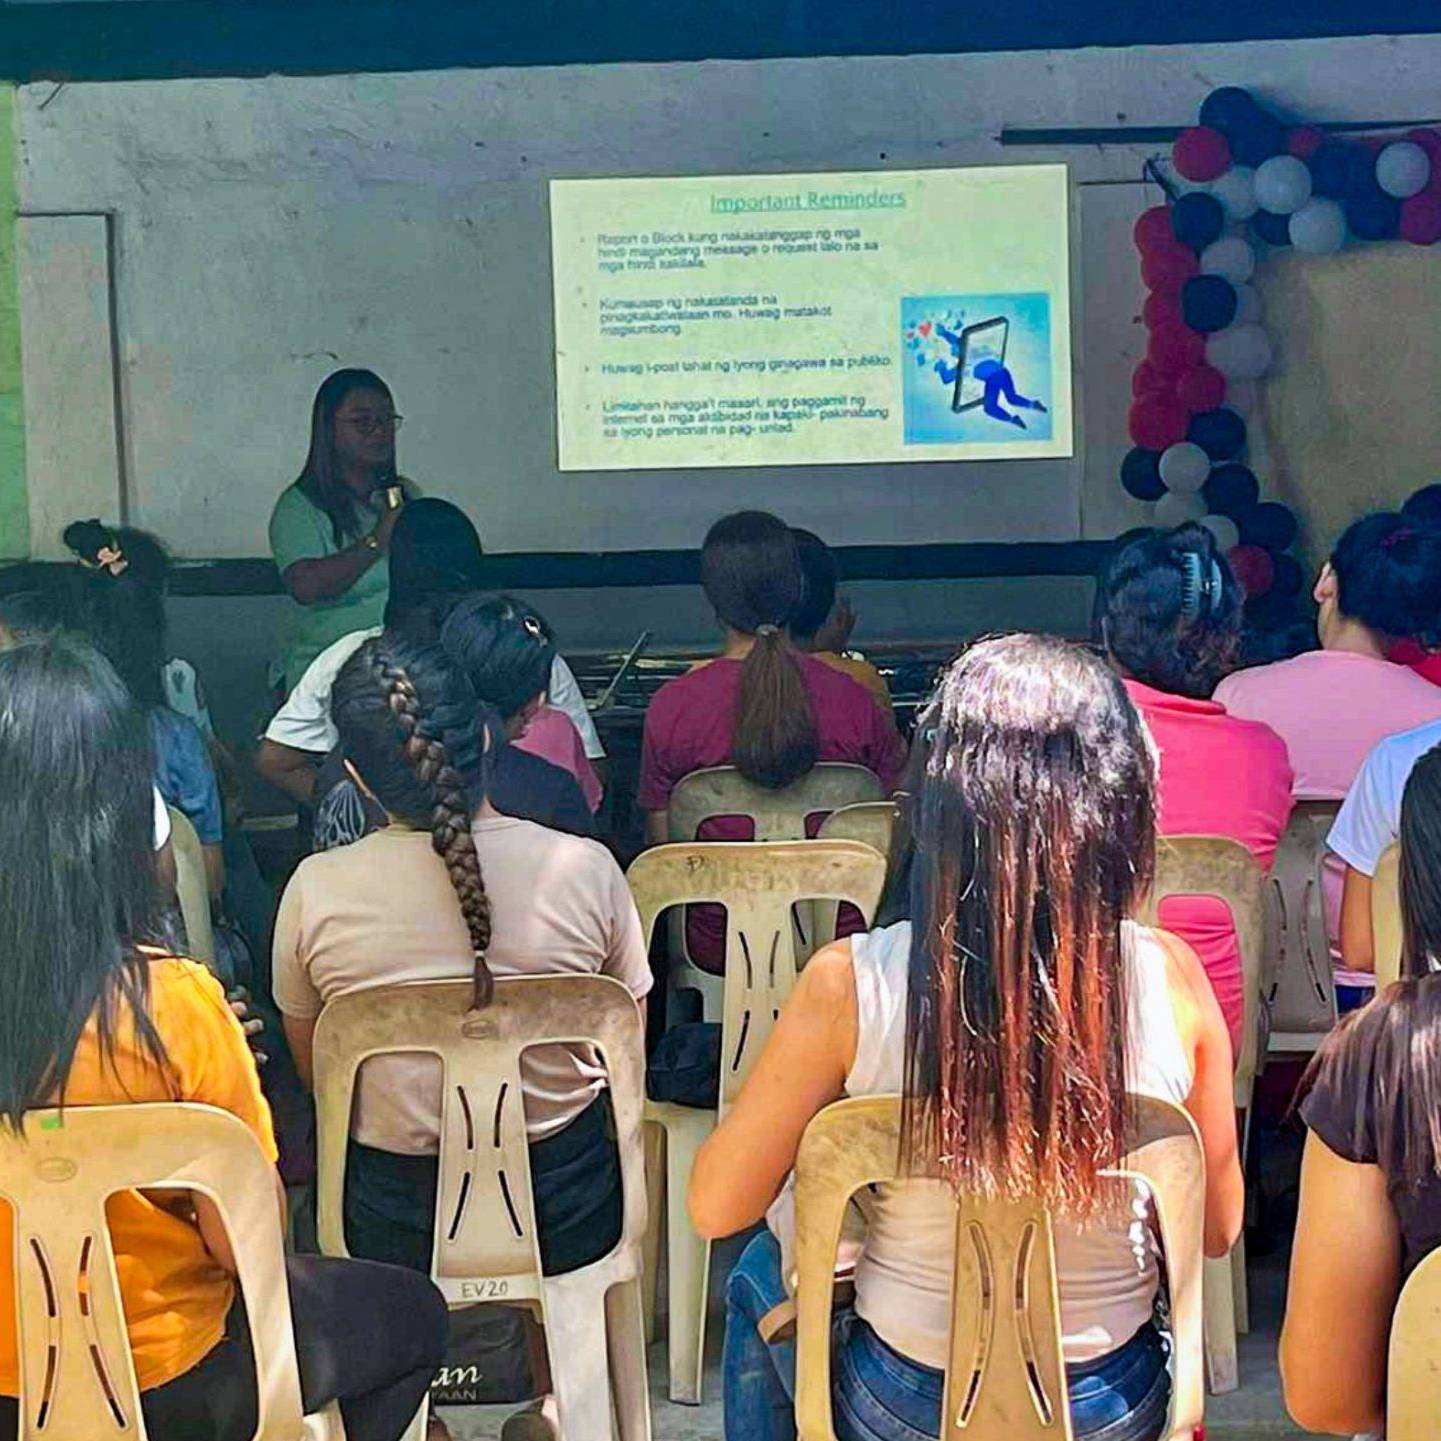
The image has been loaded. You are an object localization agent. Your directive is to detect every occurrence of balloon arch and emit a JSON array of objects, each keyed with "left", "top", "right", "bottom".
[{"left": 1123, "top": 86, "right": 1441, "bottom": 632}]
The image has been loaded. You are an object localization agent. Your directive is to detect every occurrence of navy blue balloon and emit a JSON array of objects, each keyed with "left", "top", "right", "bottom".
[
  {"left": 1188, "top": 408, "right": 1248, "bottom": 462},
  {"left": 1171, "top": 192, "right": 1226, "bottom": 253},
  {"left": 1241, "top": 502, "right": 1299, "bottom": 551},
  {"left": 1309, "top": 140, "right": 1369, "bottom": 200},
  {"left": 1346, "top": 183, "right": 1401, "bottom": 241},
  {"left": 1180, "top": 274, "right": 1238, "bottom": 333},
  {"left": 1203, "top": 463, "right": 1260, "bottom": 518},
  {"left": 1251, "top": 208, "right": 1294, "bottom": 247},
  {"left": 1121, "top": 447, "right": 1166, "bottom": 501},
  {"left": 1230, "top": 114, "right": 1287, "bottom": 168},
  {"left": 1269, "top": 552, "right": 1305, "bottom": 600},
  {"left": 1199, "top": 87, "right": 1261, "bottom": 139}
]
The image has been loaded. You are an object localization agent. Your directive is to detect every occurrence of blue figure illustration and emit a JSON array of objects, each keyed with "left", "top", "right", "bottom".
[{"left": 930, "top": 322, "right": 1047, "bottom": 429}]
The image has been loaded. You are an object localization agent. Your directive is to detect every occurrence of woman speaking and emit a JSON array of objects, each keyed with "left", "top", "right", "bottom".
[{"left": 269, "top": 369, "right": 417, "bottom": 691}]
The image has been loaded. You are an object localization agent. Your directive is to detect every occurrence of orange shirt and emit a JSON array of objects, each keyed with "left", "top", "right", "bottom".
[
  {"left": 0, "top": 956, "right": 277, "bottom": 1395},
  {"left": 811, "top": 650, "right": 895, "bottom": 719}
]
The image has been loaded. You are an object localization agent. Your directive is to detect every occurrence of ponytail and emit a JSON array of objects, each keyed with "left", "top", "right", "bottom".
[
  {"left": 732, "top": 623, "right": 819, "bottom": 789},
  {"left": 368, "top": 646, "right": 494, "bottom": 1008}
]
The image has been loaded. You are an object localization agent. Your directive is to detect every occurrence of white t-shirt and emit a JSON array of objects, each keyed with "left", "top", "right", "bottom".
[
  {"left": 264, "top": 625, "right": 604, "bottom": 760},
  {"left": 152, "top": 788, "right": 171, "bottom": 850},
  {"left": 1329, "top": 717, "right": 1441, "bottom": 878}
]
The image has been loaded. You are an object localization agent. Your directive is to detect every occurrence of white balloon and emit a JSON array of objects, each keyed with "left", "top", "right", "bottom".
[
  {"left": 1211, "top": 165, "right": 1259, "bottom": 222},
  {"left": 1201, "top": 234, "right": 1256, "bottom": 285},
  {"left": 1206, "top": 323, "right": 1273, "bottom": 380},
  {"left": 1159, "top": 441, "right": 1211, "bottom": 494},
  {"left": 1252, "top": 154, "right": 1313, "bottom": 215},
  {"left": 1225, "top": 379, "right": 1258, "bottom": 415},
  {"left": 1232, "top": 283, "right": 1262, "bottom": 325},
  {"left": 1289, "top": 197, "right": 1347, "bottom": 254},
  {"left": 1154, "top": 491, "right": 1208, "bottom": 528},
  {"left": 1376, "top": 141, "right": 1432, "bottom": 199},
  {"left": 1199, "top": 513, "right": 1241, "bottom": 552}
]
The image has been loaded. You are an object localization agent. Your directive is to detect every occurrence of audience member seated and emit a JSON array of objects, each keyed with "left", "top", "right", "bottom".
[
  {"left": 272, "top": 632, "right": 651, "bottom": 1435},
  {"left": 1095, "top": 524, "right": 1293, "bottom": 1054},
  {"left": 788, "top": 527, "right": 896, "bottom": 720},
  {"left": 688, "top": 634, "right": 1243, "bottom": 1441},
  {"left": 0, "top": 635, "right": 446, "bottom": 1441},
  {"left": 1216, "top": 511, "right": 1441, "bottom": 1008},
  {"left": 257, "top": 498, "right": 598, "bottom": 843},
  {"left": 56, "top": 519, "right": 227, "bottom": 895},
  {"left": 269, "top": 368, "right": 419, "bottom": 692},
  {"left": 639, "top": 510, "right": 905, "bottom": 970},
  {"left": 1282, "top": 745, "right": 1441, "bottom": 1436},
  {"left": 1389, "top": 483, "right": 1441, "bottom": 686}
]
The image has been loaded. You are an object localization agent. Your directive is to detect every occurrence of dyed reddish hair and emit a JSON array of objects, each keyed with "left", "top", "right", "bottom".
[{"left": 900, "top": 634, "right": 1157, "bottom": 1214}]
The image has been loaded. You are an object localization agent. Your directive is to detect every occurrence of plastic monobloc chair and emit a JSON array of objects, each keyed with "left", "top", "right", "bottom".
[
  {"left": 631, "top": 838, "right": 887, "bottom": 1404},
  {"left": 1389, "top": 1243, "right": 1441, "bottom": 1440},
  {"left": 1373, "top": 840, "right": 1403, "bottom": 992},
  {"left": 312, "top": 974, "right": 650, "bottom": 1441},
  {"left": 812, "top": 800, "right": 900, "bottom": 948},
  {"left": 0, "top": 1101, "right": 343, "bottom": 1440},
  {"left": 167, "top": 805, "right": 216, "bottom": 970},
  {"left": 791, "top": 1093, "right": 1205, "bottom": 1441},
  {"left": 1139, "top": 834, "right": 1264, "bottom": 1395},
  {"left": 1264, "top": 802, "right": 1340, "bottom": 1053},
  {"left": 665, "top": 764, "right": 884, "bottom": 1012}
]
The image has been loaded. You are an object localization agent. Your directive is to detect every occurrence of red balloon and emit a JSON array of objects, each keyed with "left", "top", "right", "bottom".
[
  {"left": 1132, "top": 360, "right": 1175, "bottom": 399},
  {"left": 1133, "top": 205, "right": 1175, "bottom": 252},
  {"left": 1401, "top": 192, "right": 1441, "bottom": 246},
  {"left": 1175, "top": 364, "right": 1228, "bottom": 414},
  {"left": 1286, "top": 125, "right": 1326, "bottom": 160},
  {"left": 1129, "top": 396, "right": 1190, "bottom": 450},
  {"left": 1228, "top": 544, "right": 1275, "bottom": 598},
  {"left": 1143, "top": 289, "right": 1182, "bottom": 330},
  {"left": 1173, "top": 126, "right": 1232, "bottom": 182},
  {"left": 1141, "top": 244, "right": 1199, "bottom": 292},
  {"left": 1148, "top": 320, "right": 1206, "bottom": 373}
]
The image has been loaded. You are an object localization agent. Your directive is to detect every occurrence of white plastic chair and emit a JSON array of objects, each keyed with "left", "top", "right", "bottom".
[
  {"left": 0, "top": 1101, "right": 343, "bottom": 1440},
  {"left": 1264, "top": 802, "right": 1340, "bottom": 1053},
  {"left": 1139, "top": 834, "right": 1265, "bottom": 1396},
  {"left": 167, "top": 805, "right": 216, "bottom": 970},
  {"left": 813, "top": 800, "right": 900, "bottom": 949},
  {"left": 1390, "top": 1243, "right": 1441, "bottom": 1439},
  {"left": 631, "top": 839, "right": 887, "bottom": 1404},
  {"left": 311, "top": 974, "right": 650, "bottom": 1441}
]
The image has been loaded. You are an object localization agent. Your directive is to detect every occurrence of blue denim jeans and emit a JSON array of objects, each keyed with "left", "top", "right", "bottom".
[{"left": 723, "top": 1232, "right": 1171, "bottom": 1441}]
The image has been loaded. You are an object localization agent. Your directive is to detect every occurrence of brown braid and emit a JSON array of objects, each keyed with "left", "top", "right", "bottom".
[{"left": 370, "top": 649, "right": 494, "bottom": 1007}]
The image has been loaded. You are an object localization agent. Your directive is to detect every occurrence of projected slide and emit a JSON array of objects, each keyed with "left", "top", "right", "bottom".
[{"left": 549, "top": 165, "right": 1071, "bottom": 471}]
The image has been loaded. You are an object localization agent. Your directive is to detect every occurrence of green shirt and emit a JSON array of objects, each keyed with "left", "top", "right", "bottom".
[{"left": 269, "top": 483, "right": 390, "bottom": 691}]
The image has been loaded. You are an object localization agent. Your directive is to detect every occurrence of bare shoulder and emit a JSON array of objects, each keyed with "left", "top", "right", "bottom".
[
  {"left": 794, "top": 939, "right": 860, "bottom": 1018},
  {"left": 1135, "top": 922, "right": 1221, "bottom": 1042}
]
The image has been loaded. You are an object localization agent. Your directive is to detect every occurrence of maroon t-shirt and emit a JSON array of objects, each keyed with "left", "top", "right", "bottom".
[{"left": 638, "top": 651, "right": 906, "bottom": 969}]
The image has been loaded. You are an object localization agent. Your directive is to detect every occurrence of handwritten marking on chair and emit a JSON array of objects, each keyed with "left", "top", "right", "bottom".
[
  {"left": 458, "top": 1279, "right": 511, "bottom": 1301},
  {"left": 28, "top": 1237, "right": 59, "bottom": 1430},
  {"left": 1014, "top": 1222, "right": 1055, "bottom": 1427}
]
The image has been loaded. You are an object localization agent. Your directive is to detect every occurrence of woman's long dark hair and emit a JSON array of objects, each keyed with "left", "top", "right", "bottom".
[
  {"left": 0, "top": 637, "right": 169, "bottom": 1128},
  {"left": 901, "top": 634, "right": 1157, "bottom": 1213},
  {"left": 1094, "top": 523, "right": 1243, "bottom": 698},
  {"left": 440, "top": 593, "right": 556, "bottom": 721},
  {"left": 296, "top": 368, "right": 395, "bottom": 547},
  {"left": 57, "top": 519, "right": 171, "bottom": 708},
  {"left": 701, "top": 511, "right": 818, "bottom": 789},
  {"left": 1329, "top": 511, "right": 1441, "bottom": 647},
  {"left": 1300, "top": 744, "right": 1441, "bottom": 1192},
  {"left": 332, "top": 634, "right": 496, "bottom": 1007}
]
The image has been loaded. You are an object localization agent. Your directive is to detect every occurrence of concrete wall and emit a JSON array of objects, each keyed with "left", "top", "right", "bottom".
[{"left": 0, "top": 87, "right": 27, "bottom": 558}]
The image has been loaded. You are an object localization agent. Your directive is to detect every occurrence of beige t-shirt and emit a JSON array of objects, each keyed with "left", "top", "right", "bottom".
[{"left": 273, "top": 820, "right": 653, "bottom": 1151}]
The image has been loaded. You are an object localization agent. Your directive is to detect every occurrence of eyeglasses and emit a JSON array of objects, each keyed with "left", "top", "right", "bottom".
[{"left": 339, "top": 414, "right": 403, "bottom": 436}]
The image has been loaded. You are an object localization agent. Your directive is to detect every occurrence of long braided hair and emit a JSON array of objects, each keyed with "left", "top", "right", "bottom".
[{"left": 332, "top": 633, "right": 496, "bottom": 1007}]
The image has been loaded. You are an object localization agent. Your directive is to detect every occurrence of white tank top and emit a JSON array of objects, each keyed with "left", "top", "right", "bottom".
[{"left": 846, "top": 919, "right": 1193, "bottom": 1368}]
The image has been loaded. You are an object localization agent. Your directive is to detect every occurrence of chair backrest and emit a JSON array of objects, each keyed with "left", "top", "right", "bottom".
[
  {"left": 166, "top": 805, "right": 216, "bottom": 970},
  {"left": 1390, "top": 1244, "right": 1441, "bottom": 1440},
  {"left": 0, "top": 1102, "right": 307, "bottom": 1440},
  {"left": 1264, "top": 802, "right": 1339, "bottom": 1040},
  {"left": 312, "top": 974, "right": 646, "bottom": 1307},
  {"left": 815, "top": 800, "right": 897, "bottom": 859},
  {"left": 1139, "top": 835, "right": 1266, "bottom": 1103},
  {"left": 1374, "top": 841, "right": 1403, "bottom": 992},
  {"left": 627, "top": 840, "right": 886, "bottom": 1105},
  {"left": 791, "top": 1094, "right": 1205, "bottom": 1441},
  {"left": 667, "top": 764, "right": 883, "bottom": 842}
]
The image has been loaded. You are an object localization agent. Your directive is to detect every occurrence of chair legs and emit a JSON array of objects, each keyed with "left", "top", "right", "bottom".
[
  {"left": 642, "top": 1121, "right": 666, "bottom": 1345},
  {"left": 606, "top": 1277, "right": 655, "bottom": 1441},
  {"left": 1203, "top": 1252, "right": 1239, "bottom": 1395},
  {"left": 642, "top": 1101, "right": 718, "bottom": 1404}
]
